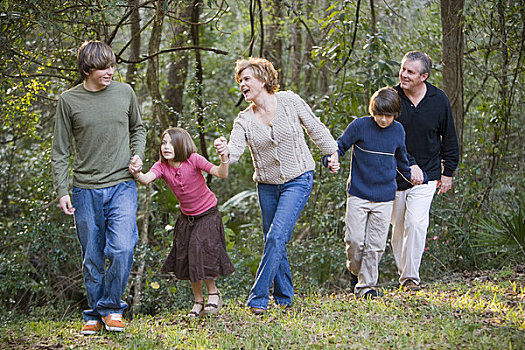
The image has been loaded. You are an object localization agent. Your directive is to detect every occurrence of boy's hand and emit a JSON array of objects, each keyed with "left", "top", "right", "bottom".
[
  {"left": 129, "top": 155, "right": 143, "bottom": 175},
  {"left": 214, "top": 137, "right": 229, "bottom": 157},
  {"left": 59, "top": 195, "right": 75, "bottom": 215},
  {"left": 327, "top": 151, "right": 340, "bottom": 174}
]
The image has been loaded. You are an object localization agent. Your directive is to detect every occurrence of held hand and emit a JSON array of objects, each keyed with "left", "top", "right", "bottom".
[
  {"left": 59, "top": 195, "right": 75, "bottom": 215},
  {"left": 129, "top": 155, "right": 143, "bottom": 174},
  {"left": 327, "top": 152, "right": 340, "bottom": 174},
  {"left": 438, "top": 175, "right": 452, "bottom": 194},
  {"left": 214, "top": 137, "right": 229, "bottom": 157},
  {"left": 410, "top": 164, "right": 424, "bottom": 185}
]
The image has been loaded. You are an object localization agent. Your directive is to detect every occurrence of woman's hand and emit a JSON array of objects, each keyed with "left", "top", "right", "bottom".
[
  {"left": 327, "top": 151, "right": 340, "bottom": 174},
  {"left": 214, "top": 137, "right": 229, "bottom": 157}
]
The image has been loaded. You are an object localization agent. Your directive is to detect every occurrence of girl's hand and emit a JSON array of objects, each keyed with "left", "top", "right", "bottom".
[{"left": 214, "top": 137, "right": 229, "bottom": 157}]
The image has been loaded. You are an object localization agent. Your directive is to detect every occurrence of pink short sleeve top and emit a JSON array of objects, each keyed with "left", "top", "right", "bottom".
[{"left": 150, "top": 153, "right": 217, "bottom": 216}]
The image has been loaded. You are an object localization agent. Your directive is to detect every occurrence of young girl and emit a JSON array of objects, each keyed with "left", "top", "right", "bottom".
[{"left": 129, "top": 127, "right": 235, "bottom": 317}]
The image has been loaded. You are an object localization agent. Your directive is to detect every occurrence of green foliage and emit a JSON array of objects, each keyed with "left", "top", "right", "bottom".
[{"left": 473, "top": 195, "right": 525, "bottom": 268}]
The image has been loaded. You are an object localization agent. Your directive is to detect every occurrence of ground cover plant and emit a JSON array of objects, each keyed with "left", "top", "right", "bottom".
[{"left": 1, "top": 265, "right": 523, "bottom": 349}]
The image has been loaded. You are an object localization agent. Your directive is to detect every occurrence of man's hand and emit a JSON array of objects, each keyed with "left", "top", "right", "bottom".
[
  {"left": 327, "top": 152, "right": 340, "bottom": 174},
  {"left": 59, "top": 195, "right": 75, "bottom": 215},
  {"left": 437, "top": 175, "right": 452, "bottom": 194},
  {"left": 410, "top": 164, "right": 424, "bottom": 185}
]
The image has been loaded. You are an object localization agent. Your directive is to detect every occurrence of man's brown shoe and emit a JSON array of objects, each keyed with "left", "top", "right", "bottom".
[{"left": 402, "top": 280, "right": 421, "bottom": 291}]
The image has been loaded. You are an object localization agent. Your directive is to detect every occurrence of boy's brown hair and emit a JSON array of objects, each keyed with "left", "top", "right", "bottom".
[
  {"left": 234, "top": 57, "right": 280, "bottom": 93},
  {"left": 369, "top": 86, "right": 402, "bottom": 118},
  {"left": 77, "top": 41, "right": 116, "bottom": 80},
  {"left": 159, "top": 127, "right": 197, "bottom": 163}
]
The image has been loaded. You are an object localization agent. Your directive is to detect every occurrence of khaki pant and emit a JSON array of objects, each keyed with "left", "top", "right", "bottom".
[
  {"left": 344, "top": 195, "right": 393, "bottom": 296},
  {"left": 391, "top": 181, "right": 437, "bottom": 286}
]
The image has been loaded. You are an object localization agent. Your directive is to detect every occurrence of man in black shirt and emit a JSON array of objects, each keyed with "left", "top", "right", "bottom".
[{"left": 391, "top": 51, "right": 459, "bottom": 291}]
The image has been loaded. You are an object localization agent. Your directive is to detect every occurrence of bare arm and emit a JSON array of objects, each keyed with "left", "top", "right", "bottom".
[
  {"left": 133, "top": 171, "right": 157, "bottom": 185},
  {"left": 210, "top": 137, "right": 230, "bottom": 179}
]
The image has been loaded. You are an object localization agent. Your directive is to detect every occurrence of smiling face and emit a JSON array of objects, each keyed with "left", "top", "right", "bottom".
[
  {"left": 238, "top": 67, "right": 266, "bottom": 102},
  {"left": 84, "top": 65, "right": 114, "bottom": 91},
  {"left": 399, "top": 59, "right": 428, "bottom": 92}
]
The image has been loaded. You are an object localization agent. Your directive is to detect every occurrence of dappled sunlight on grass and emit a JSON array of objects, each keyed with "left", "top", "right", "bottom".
[{"left": 1, "top": 269, "right": 524, "bottom": 349}]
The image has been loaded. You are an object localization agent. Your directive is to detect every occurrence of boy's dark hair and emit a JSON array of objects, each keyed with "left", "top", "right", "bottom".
[
  {"left": 77, "top": 41, "right": 116, "bottom": 80},
  {"left": 369, "top": 86, "right": 402, "bottom": 118},
  {"left": 159, "top": 127, "right": 197, "bottom": 163}
]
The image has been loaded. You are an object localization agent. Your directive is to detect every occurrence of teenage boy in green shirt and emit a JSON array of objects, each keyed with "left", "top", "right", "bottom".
[{"left": 51, "top": 40, "right": 146, "bottom": 335}]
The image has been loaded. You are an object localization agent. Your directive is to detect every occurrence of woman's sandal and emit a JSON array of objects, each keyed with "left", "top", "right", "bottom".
[
  {"left": 204, "top": 291, "right": 223, "bottom": 314},
  {"left": 187, "top": 300, "right": 204, "bottom": 318}
]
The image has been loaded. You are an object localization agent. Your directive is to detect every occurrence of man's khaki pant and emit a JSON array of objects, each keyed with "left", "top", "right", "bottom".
[
  {"left": 391, "top": 181, "right": 438, "bottom": 286},
  {"left": 344, "top": 195, "right": 393, "bottom": 296}
]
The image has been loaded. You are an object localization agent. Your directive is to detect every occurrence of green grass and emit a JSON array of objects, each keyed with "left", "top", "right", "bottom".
[{"left": 1, "top": 273, "right": 524, "bottom": 349}]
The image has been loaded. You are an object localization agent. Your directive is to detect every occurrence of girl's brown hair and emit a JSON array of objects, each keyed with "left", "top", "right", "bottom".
[
  {"left": 234, "top": 57, "right": 280, "bottom": 93},
  {"left": 159, "top": 127, "right": 197, "bottom": 163}
]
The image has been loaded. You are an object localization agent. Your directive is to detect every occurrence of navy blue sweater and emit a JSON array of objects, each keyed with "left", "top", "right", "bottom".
[
  {"left": 394, "top": 82, "right": 459, "bottom": 189},
  {"left": 323, "top": 116, "right": 412, "bottom": 202}
]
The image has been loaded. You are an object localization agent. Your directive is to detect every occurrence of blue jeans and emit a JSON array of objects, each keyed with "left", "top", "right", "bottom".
[
  {"left": 247, "top": 171, "right": 313, "bottom": 309},
  {"left": 72, "top": 181, "right": 138, "bottom": 321}
]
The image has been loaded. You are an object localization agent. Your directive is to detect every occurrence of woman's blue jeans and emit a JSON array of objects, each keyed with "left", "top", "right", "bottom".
[
  {"left": 72, "top": 180, "right": 139, "bottom": 321},
  {"left": 247, "top": 171, "right": 313, "bottom": 309}
]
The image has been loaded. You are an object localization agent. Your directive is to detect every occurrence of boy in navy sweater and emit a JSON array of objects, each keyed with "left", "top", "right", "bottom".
[{"left": 324, "top": 87, "right": 415, "bottom": 298}]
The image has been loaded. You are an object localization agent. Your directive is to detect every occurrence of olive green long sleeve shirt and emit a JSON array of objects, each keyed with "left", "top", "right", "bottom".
[{"left": 51, "top": 81, "right": 146, "bottom": 198}]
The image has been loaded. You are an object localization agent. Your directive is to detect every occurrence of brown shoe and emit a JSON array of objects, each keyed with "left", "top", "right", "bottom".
[
  {"left": 402, "top": 280, "right": 421, "bottom": 291},
  {"left": 250, "top": 307, "right": 266, "bottom": 315},
  {"left": 102, "top": 313, "right": 125, "bottom": 332},
  {"left": 81, "top": 320, "right": 102, "bottom": 335}
]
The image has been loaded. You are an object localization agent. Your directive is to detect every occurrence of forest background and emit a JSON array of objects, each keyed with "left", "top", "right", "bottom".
[{"left": 1, "top": 0, "right": 524, "bottom": 321}]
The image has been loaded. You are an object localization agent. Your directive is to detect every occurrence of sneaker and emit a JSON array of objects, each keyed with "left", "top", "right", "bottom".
[
  {"left": 402, "top": 280, "right": 421, "bottom": 291},
  {"left": 81, "top": 320, "right": 102, "bottom": 335},
  {"left": 362, "top": 289, "right": 383, "bottom": 299},
  {"left": 250, "top": 307, "right": 266, "bottom": 315},
  {"left": 102, "top": 313, "right": 125, "bottom": 332},
  {"left": 350, "top": 273, "right": 358, "bottom": 293}
]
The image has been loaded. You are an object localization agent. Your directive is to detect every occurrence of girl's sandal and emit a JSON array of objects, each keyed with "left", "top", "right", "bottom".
[
  {"left": 187, "top": 301, "right": 204, "bottom": 318},
  {"left": 204, "top": 291, "right": 223, "bottom": 314}
]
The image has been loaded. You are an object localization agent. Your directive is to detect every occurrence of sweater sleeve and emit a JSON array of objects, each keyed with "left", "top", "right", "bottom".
[
  {"left": 51, "top": 96, "right": 73, "bottom": 198},
  {"left": 291, "top": 92, "right": 338, "bottom": 155},
  {"left": 439, "top": 97, "right": 460, "bottom": 177},
  {"left": 227, "top": 113, "right": 248, "bottom": 163},
  {"left": 322, "top": 120, "right": 357, "bottom": 167},
  {"left": 395, "top": 126, "right": 412, "bottom": 182},
  {"left": 127, "top": 85, "right": 146, "bottom": 160}
]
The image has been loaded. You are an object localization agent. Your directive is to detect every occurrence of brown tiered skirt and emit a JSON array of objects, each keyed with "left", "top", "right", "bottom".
[{"left": 160, "top": 206, "right": 235, "bottom": 282}]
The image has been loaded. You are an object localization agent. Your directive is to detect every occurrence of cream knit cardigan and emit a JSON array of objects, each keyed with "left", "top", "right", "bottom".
[{"left": 228, "top": 91, "right": 338, "bottom": 184}]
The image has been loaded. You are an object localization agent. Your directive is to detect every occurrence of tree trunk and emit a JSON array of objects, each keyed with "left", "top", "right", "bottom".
[
  {"left": 263, "top": 0, "right": 284, "bottom": 88},
  {"left": 290, "top": 1, "right": 302, "bottom": 92},
  {"left": 125, "top": 0, "right": 141, "bottom": 88},
  {"left": 164, "top": 4, "right": 194, "bottom": 126},
  {"left": 132, "top": 0, "right": 165, "bottom": 315},
  {"left": 441, "top": 0, "right": 464, "bottom": 160}
]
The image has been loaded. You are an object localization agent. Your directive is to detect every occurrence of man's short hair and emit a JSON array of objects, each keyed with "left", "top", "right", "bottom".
[
  {"left": 402, "top": 51, "right": 432, "bottom": 78},
  {"left": 369, "top": 86, "right": 402, "bottom": 118},
  {"left": 77, "top": 41, "right": 116, "bottom": 80}
]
